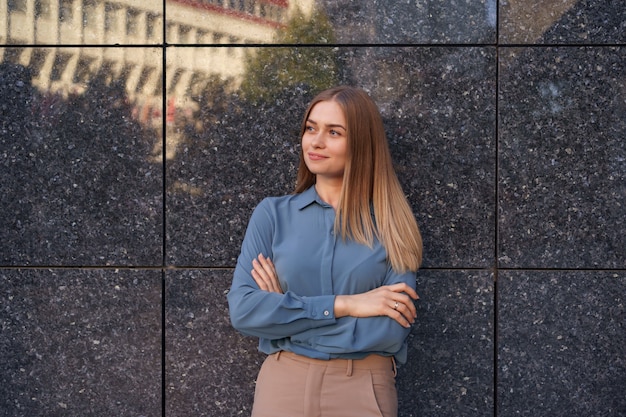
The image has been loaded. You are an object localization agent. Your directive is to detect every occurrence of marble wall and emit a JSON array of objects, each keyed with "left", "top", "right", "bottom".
[{"left": 1, "top": 1, "right": 624, "bottom": 416}]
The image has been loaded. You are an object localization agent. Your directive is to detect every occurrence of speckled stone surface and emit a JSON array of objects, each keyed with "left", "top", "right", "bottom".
[
  {"left": 165, "top": 269, "right": 264, "bottom": 417},
  {"left": 165, "top": 269, "right": 494, "bottom": 417},
  {"left": 500, "top": 0, "right": 626, "bottom": 44},
  {"left": 498, "top": 270, "right": 626, "bottom": 417},
  {"left": 399, "top": 270, "right": 494, "bottom": 417},
  {"left": 0, "top": 55, "right": 163, "bottom": 267},
  {"left": 499, "top": 47, "right": 625, "bottom": 269},
  {"left": 0, "top": 269, "right": 162, "bottom": 416},
  {"left": 318, "top": 0, "right": 496, "bottom": 44},
  {"left": 167, "top": 46, "right": 496, "bottom": 268}
]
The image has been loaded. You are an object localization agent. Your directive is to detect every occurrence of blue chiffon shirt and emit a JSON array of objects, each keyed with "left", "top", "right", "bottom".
[{"left": 227, "top": 185, "right": 416, "bottom": 364}]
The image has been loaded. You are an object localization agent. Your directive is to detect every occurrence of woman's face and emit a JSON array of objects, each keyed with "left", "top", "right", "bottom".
[{"left": 302, "top": 100, "right": 348, "bottom": 183}]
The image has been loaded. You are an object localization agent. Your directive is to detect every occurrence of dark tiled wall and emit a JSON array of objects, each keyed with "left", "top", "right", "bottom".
[{"left": 1, "top": 1, "right": 624, "bottom": 416}]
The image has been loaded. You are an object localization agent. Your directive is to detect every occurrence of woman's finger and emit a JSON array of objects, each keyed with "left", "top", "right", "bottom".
[
  {"left": 257, "top": 254, "right": 277, "bottom": 277},
  {"left": 251, "top": 262, "right": 273, "bottom": 291},
  {"left": 389, "top": 296, "right": 415, "bottom": 327},
  {"left": 259, "top": 255, "right": 282, "bottom": 293},
  {"left": 388, "top": 282, "right": 419, "bottom": 300},
  {"left": 252, "top": 254, "right": 282, "bottom": 293}
]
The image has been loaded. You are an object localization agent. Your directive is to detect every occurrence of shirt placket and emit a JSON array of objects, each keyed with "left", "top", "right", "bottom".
[{"left": 319, "top": 205, "right": 336, "bottom": 295}]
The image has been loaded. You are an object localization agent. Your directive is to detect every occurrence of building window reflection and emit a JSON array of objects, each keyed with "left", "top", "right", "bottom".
[
  {"left": 179, "top": 25, "right": 192, "bottom": 43},
  {"left": 74, "top": 57, "right": 95, "bottom": 84},
  {"left": 127, "top": 8, "right": 140, "bottom": 36},
  {"left": 147, "top": 13, "right": 158, "bottom": 40},
  {"left": 136, "top": 67, "right": 155, "bottom": 94},
  {"left": 8, "top": 0, "right": 27, "bottom": 13},
  {"left": 35, "top": 0, "right": 52, "bottom": 19},
  {"left": 166, "top": 22, "right": 176, "bottom": 41},
  {"left": 59, "top": 0, "right": 74, "bottom": 22},
  {"left": 197, "top": 29, "right": 208, "bottom": 43},
  {"left": 29, "top": 49, "right": 48, "bottom": 75},
  {"left": 244, "top": 0, "right": 254, "bottom": 15},
  {"left": 50, "top": 53, "right": 70, "bottom": 81}
]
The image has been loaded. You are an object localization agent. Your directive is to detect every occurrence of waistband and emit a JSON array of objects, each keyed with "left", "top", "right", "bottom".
[{"left": 273, "top": 350, "right": 397, "bottom": 377}]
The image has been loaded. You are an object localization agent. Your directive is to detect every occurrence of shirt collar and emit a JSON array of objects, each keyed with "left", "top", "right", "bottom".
[{"left": 295, "top": 185, "right": 331, "bottom": 210}]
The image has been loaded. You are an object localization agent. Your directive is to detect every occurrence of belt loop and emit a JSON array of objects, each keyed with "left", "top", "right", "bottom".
[
  {"left": 346, "top": 359, "right": 353, "bottom": 377},
  {"left": 275, "top": 351, "right": 282, "bottom": 361},
  {"left": 391, "top": 357, "right": 397, "bottom": 377}
]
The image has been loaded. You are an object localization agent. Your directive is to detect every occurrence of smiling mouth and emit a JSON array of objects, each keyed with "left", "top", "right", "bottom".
[{"left": 307, "top": 153, "right": 327, "bottom": 160}]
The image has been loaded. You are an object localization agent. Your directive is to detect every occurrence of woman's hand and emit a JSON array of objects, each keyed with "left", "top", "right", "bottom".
[
  {"left": 251, "top": 253, "right": 283, "bottom": 294},
  {"left": 334, "top": 283, "right": 419, "bottom": 328}
]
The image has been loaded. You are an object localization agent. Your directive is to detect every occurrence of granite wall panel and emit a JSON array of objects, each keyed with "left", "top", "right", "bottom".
[
  {"left": 499, "top": 46, "right": 625, "bottom": 269},
  {"left": 498, "top": 270, "right": 625, "bottom": 416},
  {"left": 0, "top": 269, "right": 162, "bottom": 416},
  {"left": 399, "top": 270, "right": 494, "bottom": 417},
  {"left": 0, "top": 47, "right": 163, "bottom": 267},
  {"left": 1, "top": 1, "right": 624, "bottom": 416},
  {"left": 165, "top": 269, "right": 264, "bottom": 417}
]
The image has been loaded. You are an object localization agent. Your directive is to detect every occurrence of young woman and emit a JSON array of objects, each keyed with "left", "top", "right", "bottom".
[{"left": 228, "top": 86, "right": 423, "bottom": 417}]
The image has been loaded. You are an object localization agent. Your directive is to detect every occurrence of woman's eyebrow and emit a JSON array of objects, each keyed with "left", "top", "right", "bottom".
[{"left": 307, "top": 118, "right": 346, "bottom": 130}]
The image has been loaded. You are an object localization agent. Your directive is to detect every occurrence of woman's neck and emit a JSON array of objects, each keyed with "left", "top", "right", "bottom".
[{"left": 314, "top": 179, "right": 343, "bottom": 210}]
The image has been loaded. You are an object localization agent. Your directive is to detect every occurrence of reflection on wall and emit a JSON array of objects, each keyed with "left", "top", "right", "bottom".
[
  {"left": 1, "top": 0, "right": 165, "bottom": 123},
  {"left": 500, "top": 0, "right": 577, "bottom": 43},
  {"left": 166, "top": 0, "right": 314, "bottom": 98},
  {"left": 0, "top": 0, "right": 314, "bottom": 127}
]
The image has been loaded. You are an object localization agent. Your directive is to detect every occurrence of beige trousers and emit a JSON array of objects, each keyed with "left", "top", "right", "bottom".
[{"left": 251, "top": 351, "right": 398, "bottom": 417}]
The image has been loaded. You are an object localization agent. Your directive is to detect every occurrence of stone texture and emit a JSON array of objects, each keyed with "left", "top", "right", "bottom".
[
  {"left": 0, "top": 54, "right": 163, "bottom": 267},
  {"left": 498, "top": 270, "right": 626, "bottom": 416},
  {"left": 499, "top": 47, "right": 625, "bottom": 269},
  {"left": 0, "top": 269, "right": 162, "bottom": 416},
  {"left": 399, "top": 270, "right": 494, "bottom": 417},
  {"left": 165, "top": 269, "right": 264, "bottom": 417},
  {"left": 165, "top": 269, "right": 495, "bottom": 417},
  {"left": 167, "top": 46, "right": 496, "bottom": 269},
  {"left": 319, "top": 0, "right": 496, "bottom": 44},
  {"left": 500, "top": 0, "right": 626, "bottom": 44}
]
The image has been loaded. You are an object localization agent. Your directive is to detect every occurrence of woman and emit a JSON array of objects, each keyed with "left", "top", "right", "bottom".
[{"left": 228, "top": 86, "right": 423, "bottom": 417}]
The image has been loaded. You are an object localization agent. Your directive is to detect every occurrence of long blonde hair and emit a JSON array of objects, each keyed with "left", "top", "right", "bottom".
[{"left": 295, "top": 86, "right": 423, "bottom": 272}]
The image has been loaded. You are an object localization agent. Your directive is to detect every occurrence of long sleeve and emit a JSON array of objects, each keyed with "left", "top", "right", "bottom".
[
  {"left": 227, "top": 198, "right": 337, "bottom": 340},
  {"left": 288, "top": 268, "right": 416, "bottom": 363}
]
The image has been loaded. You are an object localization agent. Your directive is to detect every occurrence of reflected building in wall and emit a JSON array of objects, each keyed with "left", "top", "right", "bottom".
[
  {"left": 0, "top": 0, "right": 313, "bottom": 125},
  {"left": 165, "top": 0, "right": 313, "bottom": 109}
]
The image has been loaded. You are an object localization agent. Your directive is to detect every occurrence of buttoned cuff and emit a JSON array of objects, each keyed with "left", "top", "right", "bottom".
[{"left": 305, "top": 295, "right": 336, "bottom": 320}]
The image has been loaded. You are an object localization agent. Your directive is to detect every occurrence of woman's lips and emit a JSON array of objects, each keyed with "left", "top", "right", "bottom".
[{"left": 307, "top": 152, "right": 327, "bottom": 161}]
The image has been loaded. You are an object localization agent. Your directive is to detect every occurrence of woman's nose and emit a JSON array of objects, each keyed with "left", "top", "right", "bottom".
[{"left": 311, "top": 132, "right": 324, "bottom": 147}]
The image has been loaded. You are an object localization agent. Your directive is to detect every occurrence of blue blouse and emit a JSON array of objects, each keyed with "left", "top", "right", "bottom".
[{"left": 227, "top": 186, "right": 416, "bottom": 364}]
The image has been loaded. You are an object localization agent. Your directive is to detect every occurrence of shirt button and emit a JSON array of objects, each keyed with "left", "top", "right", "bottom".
[{"left": 323, "top": 310, "right": 330, "bottom": 316}]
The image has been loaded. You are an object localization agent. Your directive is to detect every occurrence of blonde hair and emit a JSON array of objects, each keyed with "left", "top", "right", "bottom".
[{"left": 295, "top": 86, "right": 423, "bottom": 272}]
